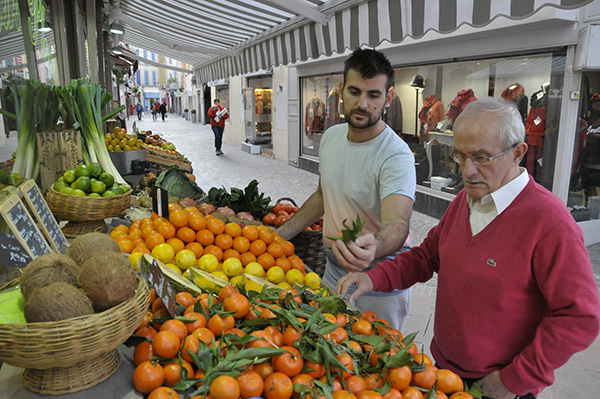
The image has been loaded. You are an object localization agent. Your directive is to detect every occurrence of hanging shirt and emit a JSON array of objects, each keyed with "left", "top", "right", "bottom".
[{"left": 467, "top": 168, "right": 529, "bottom": 235}]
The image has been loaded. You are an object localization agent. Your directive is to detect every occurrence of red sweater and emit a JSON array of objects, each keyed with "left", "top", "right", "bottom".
[
  {"left": 207, "top": 105, "right": 228, "bottom": 127},
  {"left": 368, "top": 176, "right": 600, "bottom": 396}
]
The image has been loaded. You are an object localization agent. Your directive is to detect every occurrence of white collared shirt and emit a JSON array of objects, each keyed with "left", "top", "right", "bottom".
[{"left": 467, "top": 168, "right": 529, "bottom": 235}]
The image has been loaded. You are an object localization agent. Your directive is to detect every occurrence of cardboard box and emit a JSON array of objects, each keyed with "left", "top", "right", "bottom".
[
  {"left": 430, "top": 176, "right": 452, "bottom": 191},
  {"left": 37, "top": 130, "right": 83, "bottom": 192}
]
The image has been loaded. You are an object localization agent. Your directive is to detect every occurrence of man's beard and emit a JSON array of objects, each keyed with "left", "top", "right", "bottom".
[{"left": 345, "top": 107, "right": 384, "bottom": 129}]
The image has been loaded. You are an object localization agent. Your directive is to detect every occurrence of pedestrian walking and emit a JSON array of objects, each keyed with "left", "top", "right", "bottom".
[
  {"left": 207, "top": 99, "right": 229, "bottom": 155},
  {"left": 136, "top": 103, "right": 143, "bottom": 120},
  {"left": 151, "top": 103, "right": 158, "bottom": 121},
  {"left": 160, "top": 102, "right": 167, "bottom": 121}
]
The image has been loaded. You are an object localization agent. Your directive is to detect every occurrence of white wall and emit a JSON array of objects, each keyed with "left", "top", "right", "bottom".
[
  {"left": 223, "top": 76, "right": 245, "bottom": 145},
  {"left": 272, "top": 67, "right": 288, "bottom": 161}
]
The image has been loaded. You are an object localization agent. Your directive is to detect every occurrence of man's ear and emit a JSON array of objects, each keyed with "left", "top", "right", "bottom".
[
  {"left": 385, "top": 87, "right": 393, "bottom": 108},
  {"left": 514, "top": 143, "right": 528, "bottom": 164}
]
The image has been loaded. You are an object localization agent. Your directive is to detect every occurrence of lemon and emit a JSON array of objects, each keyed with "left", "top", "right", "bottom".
[
  {"left": 285, "top": 269, "right": 304, "bottom": 285},
  {"left": 303, "top": 272, "right": 321, "bottom": 290},
  {"left": 222, "top": 257, "right": 243, "bottom": 277},
  {"left": 211, "top": 270, "right": 229, "bottom": 282},
  {"left": 266, "top": 266, "right": 285, "bottom": 284},
  {"left": 129, "top": 252, "right": 143, "bottom": 271},
  {"left": 277, "top": 281, "right": 293, "bottom": 290},
  {"left": 243, "top": 275, "right": 264, "bottom": 293},
  {"left": 245, "top": 261, "right": 265, "bottom": 277},
  {"left": 229, "top": 275, "right": 244, "bottom": 288},
  {"left": 152, "top": 243, "right": 175, "bottom": 263},
  {"left": 166, "top": 263, "right": 182, "bottom": 274},
  {"left": 182, "top": 269, "right": 191, "bottom": 280},
  {"left": 198, "top": 254, "right": 219, "bottom": 273},
  {"left": 175, "top": 249, "right": 196, "bottom": 270}
]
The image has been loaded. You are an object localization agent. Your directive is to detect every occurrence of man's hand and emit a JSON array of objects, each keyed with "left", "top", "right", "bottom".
[
  {"left": 479, "top": 371, "right": 515, "bottom": 399},
  {"left": 335, "top": 272, "right": 373, "bottom": 304},
  {"left": 331, "top": 234, "right": 376, "bottom": 272}
]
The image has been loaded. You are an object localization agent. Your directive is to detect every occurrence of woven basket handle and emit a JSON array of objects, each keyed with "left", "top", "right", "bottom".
[{"left": 275, "top": 197, "right": 298, "bottom": 207}]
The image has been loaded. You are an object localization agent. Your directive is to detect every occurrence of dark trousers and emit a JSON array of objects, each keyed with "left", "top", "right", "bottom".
[
  {"left": 212, "top": 126, "right": 224, "bottom": 151},
  {"left": 161, "top": 112, "right": 166, "bottom": 121},
  {"left": 137, "top": 110, "right": 142, "bottom": 120}
]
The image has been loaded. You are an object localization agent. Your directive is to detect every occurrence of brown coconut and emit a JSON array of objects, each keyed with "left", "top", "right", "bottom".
[
  {"left": 24, "top": 282, "right": 94, "bottom": 323},
  {"left": 67, "top": 232, "right": 121, "bottom": 265},
  {"left": 78, "top": 251, "right": 137, "bottom": 311},
  {"left": 19, "top": 253, "right": 80, "bottom": 299}
]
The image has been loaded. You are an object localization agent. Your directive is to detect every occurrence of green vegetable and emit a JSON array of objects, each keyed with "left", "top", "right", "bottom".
[
  {"left": 154, "top": 167, "right": 205, "bottom": 199},
  {"left": 207, "top": 179, "right": 272, "bottom": 220},
  {"left": 325, "top": 214, "right": 366, "bottom": 243}
]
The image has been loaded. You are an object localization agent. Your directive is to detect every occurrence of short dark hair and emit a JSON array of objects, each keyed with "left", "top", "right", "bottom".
[
  {"left": 214, "top": 99, "right": 220, "bottom": 104},
  {"left": 343, "top": 48, "right": 394, "bottom": 90}
]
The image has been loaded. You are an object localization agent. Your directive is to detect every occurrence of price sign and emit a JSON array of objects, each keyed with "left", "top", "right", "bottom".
[
  {"left": 0, "top": 193, "right": 52, "bottom": 260},
  {"left": 0, "top": 231, "right": 32, "bottom": 268},
  {"left": 20, "top": 179, "right": 68, "bottom": 253}
]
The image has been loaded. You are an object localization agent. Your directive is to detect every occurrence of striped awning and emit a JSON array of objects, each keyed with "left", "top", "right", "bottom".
[{"left": 192, "top": 0, "right": 594, "bottom": 82}]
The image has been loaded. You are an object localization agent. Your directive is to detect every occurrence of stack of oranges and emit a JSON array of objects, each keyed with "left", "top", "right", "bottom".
[
  {"left": 131, "top": 285, "right": 474, "bottom": 399},
  {"left": 109, "top": 203, "right": 308, "bottom": 286}
]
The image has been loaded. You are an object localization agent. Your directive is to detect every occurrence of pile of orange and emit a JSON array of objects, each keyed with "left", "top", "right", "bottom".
[
  {"left": 109, "top": 203, "right": 305, "bottom": 275},
  {"left": 131, "top": 285, "right": 475, "bottom": 399}
]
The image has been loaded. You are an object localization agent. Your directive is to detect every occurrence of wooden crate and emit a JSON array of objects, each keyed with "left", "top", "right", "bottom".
[
  {"left": 37, "top": 130, "right": 83, "bottom": 192},
  {"left": 145, "top": 152, "right": 192, "bottom": 172}
]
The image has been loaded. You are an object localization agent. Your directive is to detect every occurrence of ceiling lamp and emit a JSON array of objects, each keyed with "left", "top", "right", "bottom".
[{"left": 110, "top": 22, "right": 124, "bottom": 35}]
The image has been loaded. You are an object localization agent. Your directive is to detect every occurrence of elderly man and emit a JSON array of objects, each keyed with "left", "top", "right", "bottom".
[{"left": 337, "top": 97, "right": 600, "bottom": 399}]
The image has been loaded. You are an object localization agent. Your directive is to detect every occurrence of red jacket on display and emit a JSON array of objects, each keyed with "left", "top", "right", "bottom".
[
  {"left": 418, "top": 94, "right": 445, "bottom": 134},
  {"left": 208, "top": 105, "right": 229, "bottom": 128},
  {"left": 501, "top": 83, "right": 528, "bottom": 122},
  {"left": 447, "top": 89, "right": 477, "bottom": 123},
  {"left": 525, "top": 89, "right": 548, "bottom": 147},
  {"left": 367, "top": 176, "right": 600, "bottom": 396},
  {"left": 305, "top": 98, "right": 325, "bottom": 136}
]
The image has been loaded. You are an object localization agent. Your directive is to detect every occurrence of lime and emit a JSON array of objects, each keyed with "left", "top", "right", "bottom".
[
  {"left": 277, "top": 282, "right": 292, "bottom": 290},
  {"left": 99, "top": 172, "right": 114, "bottom": 188},
  {"left": 102, "top": 190, "right": 116, "bottom": 197},
  {"left": 211, "top": 270, "right": 229, "bottom": 282},
  {"left": 229, "top": 275, "right": 244, "bottom": 288},
  {"left": 266, "top": 266, "right": 285, "bottom": 284},
  {"left": 152, "top": 243, "right": 175, "bottom": 263},
  {"left": 111, "top": 185, "right": 126, "bottom": 195},
  {"left": 244, "top": 262, "right": 265, "bottom": 278},
  {"left": 285, "top": 269, "right": 304, "bottom": 285},
  {"left": 63, "top": 170, "right": 76, "bottom": 184},
  {"left": 0, "top": 169, "right": 7, "bottom": 184},
  {"left": 74, "top": 176, "right": 91, "bottom": 192},
  {"left": 88, "top": 162, "right": 103, "bottom": 178},
  {"left": 75, "top": 164, "right": 91, "bottom": 178},
  {"left": 166, "top": 263, "right": 182, "bottom": 274},
  {"left": 175, "top": 249, "right": 196, "bottom": 270},
  {"left": 53, "top": 181, "right": 68, "bottom": 192},
  {"left": 198, "top": 254, "right": 219, "bottom": 273},
  {"left": 91, "top": 180, "right": 107, "bottom": 194},
  {"left": 70, "top": 189, "right": 86, "bottom": 196},
  {"left": 88, "top": 192, "right": 101, "bottom": 197},
  {"left": 59, "top": 187, "right": 74, "bottom": 195},
  {"left": 222, "top": 257, "right": 243, "bottom": 277},
  {"left": 7, "top": 173, "right": 22, "bottom": 186},
  {"left": 303, "top": 272, "right": 321, "bottom": 290},
  {"left": 58, "top": 176, "right": 64, "bottom": 182}
]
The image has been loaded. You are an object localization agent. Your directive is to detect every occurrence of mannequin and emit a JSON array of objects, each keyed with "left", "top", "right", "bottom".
[
  {"left": 501, "top": 83, "right": 528, "bottom": 122},
  {"left": 447, "top": 89, "right": 477, "bottom": 123},
  {"left": 580, "top": 93, "right": 600, "bottom": 195},
  {"left": 324, "top": 88, "right": 340, "bottom": 130},
  {"left": 418, "top": 94, "right": 445, "bottom": 143},
  {"left": 525, "top": 83, "right": 549, "bottom": 180},
  {"left": 305, "top": 92, "right": 326, "bottom": 137},
  {"left": 383, "top": 86, "right": 403, "bottom": 134}
]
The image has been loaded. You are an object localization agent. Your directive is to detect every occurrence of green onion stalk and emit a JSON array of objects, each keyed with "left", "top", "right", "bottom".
[{"left": 58, "top": 79, "right": 127, "bottom": 185}]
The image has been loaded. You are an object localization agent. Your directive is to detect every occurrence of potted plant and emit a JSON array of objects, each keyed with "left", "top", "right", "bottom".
[
  {"left": 191, "top": 109, "right": 197, "bottom": 123},
  {"left": 183, "top": 108, "right": 189, "bottom": 119}
]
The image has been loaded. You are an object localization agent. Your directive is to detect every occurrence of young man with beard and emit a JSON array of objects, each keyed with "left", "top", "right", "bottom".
[
  {"left": 336, "top": 97, "right": 600, "bottom": 399},
  {"left": 277, "top": 48, "right": 416, "bottom": 330}
]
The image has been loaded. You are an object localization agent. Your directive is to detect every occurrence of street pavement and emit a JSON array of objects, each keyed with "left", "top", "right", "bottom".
[{"left": 1, "top": 112, "right": 598, "bottom": 397}]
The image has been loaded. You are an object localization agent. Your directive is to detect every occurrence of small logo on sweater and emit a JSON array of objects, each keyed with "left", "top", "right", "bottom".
[{"left": 487, "top": 259, "right": 497, "bottom": 267}]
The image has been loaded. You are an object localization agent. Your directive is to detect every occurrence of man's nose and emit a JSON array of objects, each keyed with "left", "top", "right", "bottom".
[{"left": 460, "top": 158, "right": 479, "bottom": 178}]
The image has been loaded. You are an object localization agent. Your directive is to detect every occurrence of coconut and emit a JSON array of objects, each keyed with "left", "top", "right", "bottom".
[
  {"left": 19, "top": 253, "right": 80, "bottom": 299},
  {"left": 24, "top": 282, "right": 94, "bottom": 323},
  {"left": 78, "top": 251, "right": 137, "bottom": 311},
  {"left": 67, "top": 232, "right": 121, "bottom": 265}
]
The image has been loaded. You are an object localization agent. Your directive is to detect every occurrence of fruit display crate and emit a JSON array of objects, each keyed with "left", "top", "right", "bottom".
[{"left": 145, "top": 152, "right": 192, "bottom": 172}]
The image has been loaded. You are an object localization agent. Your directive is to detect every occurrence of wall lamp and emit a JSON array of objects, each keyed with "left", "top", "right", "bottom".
[
  {"left": 112, "top": 46, "right": 123, "bottom": 55},
  {"left": 110, "top": 23, "right": 124, "bottom": 34}
]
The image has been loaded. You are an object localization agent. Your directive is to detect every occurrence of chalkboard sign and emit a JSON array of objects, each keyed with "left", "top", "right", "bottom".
[
  {"left": 0, "top": 193, "right": 52, "bottom": 260},
  {"left": 0, "top": 231, "right": 32, "bottom": 268},
  {"left": 20, "top": 179, "right": 68, "bottom": 253}
]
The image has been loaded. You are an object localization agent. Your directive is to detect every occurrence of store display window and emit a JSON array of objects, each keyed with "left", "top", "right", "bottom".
[
  {"left": 300, "top": 51, "right": 566, "bottom": 194},
  {"left": 215, "top": 87, "right": 230, "bottom": 117},
  {"left": 569, "top": 72, "right": 600, "bottom": 220}
]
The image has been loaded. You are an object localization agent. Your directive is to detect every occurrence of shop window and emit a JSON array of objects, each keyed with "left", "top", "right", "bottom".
[
  {"left": 300, "top": 51, "right": 566, "bottom": 193},
  {"left": 215, "top": 87, "right": 230, "bottom": 121},
  {"left": 569, "top": 72, "right": 600, "bottom": 220}
]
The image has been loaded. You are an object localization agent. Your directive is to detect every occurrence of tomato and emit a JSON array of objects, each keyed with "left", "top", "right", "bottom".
[
  {"left": 263, "top": 212, "right": 277, "bottom": 225},
  {"left": 276, "top": 210, "right": 289, "bottom": 217},
  {"left": 282, "top": 203, "right": 294, "bottom": 213},
  {"left": 273, "top": 203, "right": 286, "bottom": 214},
  {"left": 274, "top": 215, "right": 290, "bottom": 227}
]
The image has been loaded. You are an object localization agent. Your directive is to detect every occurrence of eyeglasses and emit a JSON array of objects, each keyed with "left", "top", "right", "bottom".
[{"left": 451, "top": 143, "right": 518, "bottom": 166}]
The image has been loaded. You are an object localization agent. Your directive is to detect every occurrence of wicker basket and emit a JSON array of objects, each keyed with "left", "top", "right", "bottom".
[
  {"left": 0, "top": 276, "right": 150, "bottom": 393},
  {"left": 276, "top": 197, "right": 327, "bottom": 277},
  {"left": 45, "top": 186, "right": 132, "bottom": 222}
]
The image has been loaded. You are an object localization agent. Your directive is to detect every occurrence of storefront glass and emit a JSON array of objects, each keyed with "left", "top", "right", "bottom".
[
  {"left": 300, "top": 51, "right": 566, "bottom": 193},
  {"left": 568, "top": 72, "right": 600, "bottom": 220},
  {"left": 215, "top": 87, "right": 230, "bottom": 111}
]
